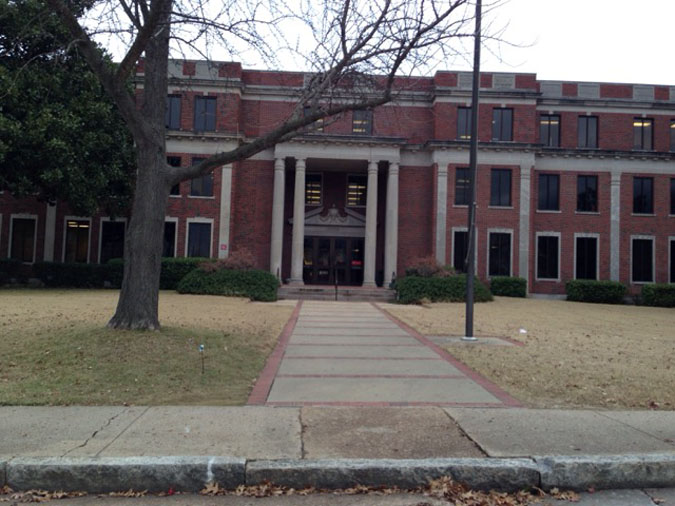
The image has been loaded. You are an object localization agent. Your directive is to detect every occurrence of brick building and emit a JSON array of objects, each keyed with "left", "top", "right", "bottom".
[{"left": 2, "top": 61, "right": 674, "bottom": 295}]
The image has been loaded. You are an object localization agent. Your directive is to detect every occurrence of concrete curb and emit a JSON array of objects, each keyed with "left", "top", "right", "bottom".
[
  {"left": 5, "top": 457, "right": 245, "bottom": 493},
  {"left": 537, "top": 454, "right": 675, "bottom": 491},
  {"left": 247, "top": 458, "right": 539, "bottom": 492},
  {"left": 2, "top": 455, "right": 675, "bottom": 493}
]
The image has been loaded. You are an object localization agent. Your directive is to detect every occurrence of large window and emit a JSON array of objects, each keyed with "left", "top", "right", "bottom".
[
  {"left": 194, "top": 96, "right": 216, "bottom": 132},
  {"left": 490, "top": 168, "right": 511, "bottom": 207},
  {"left": 187, "top": 222, "right": 211, "bottom": 257},
  {"left": 537, "top": 235, "right": 559, "bottom": 280},
  {"left": 303, "top": 106, "right": 324, "bottom": 133},
  {"left": 346, "top": 174, "right": 367, "bottom": 206},
  {"left": 633, "top": 177, "right": 653, "bottom": 214},
  {"left": 167, "top": 156, "right": 181, "bottom": 196},
  {"left": 455, "top": 167, "right": 470, "bottom": 205},
  {"left": 99, "top": 220, "right": 125, "bottom": 264},
  {"left": 453, "top": 230, "right": 468, "bottom": 273},
  {"left": 633, "top": 118, "right": 653, "bottom": 150},
  {"left": 488, "top": 232, "right": 511, "bottom": 277},
  {"left": 671, "top": 239, "right": 675, "bottom": 283},
  {"left": 539, "top": 114, "right": 560, "bottom": 147},
  {"left": 165, "top": 95, "right": 181, "bottom": 130},
  {"left": 671, "top": 178, "right": 675, "bottom": 215},
  {"left": 10, "top": 217, "right": 36, "bottom": 262},
  {"left": 64, "top": 219, "right": 90, "bottom": 263},
  {"left": 491, "top": 108, "right": 513, "bottom": 141},
  {"left": 575, "top": 236, "right": 598, "bottom": 280},
  {"left": 457, "top": 107, "right": 471, "bottom": 140},
  {"left": 578, "top": 116, "right": 598, "bottom": 148},
  {"left": 352, "top": 110, "right": 372, "bottom": 135},
  {"left": 577, "top": 175, "right": 598, "bottom": 212},
  {"left": 305, "top": 173, "right": 322, "bottom": 205},
  {"left": 632, "top": 238, "right": 653, "bottom": 283},
  {"left": 538, "top": 173, "right": 559, "bottom": 211},
  {"left": 163, "top": 221, "right": 176, "bottom": 257},
  {"left": 670, "top": 120, "right": 675, "bottom": 152},
  {"left": 189, "top": 158, "right": 213, "bottom": 197}
]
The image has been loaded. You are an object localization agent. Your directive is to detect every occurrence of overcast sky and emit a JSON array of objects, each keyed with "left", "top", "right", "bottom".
[{"left": 476, "top": 0, "right": 675, "bottom": 85}]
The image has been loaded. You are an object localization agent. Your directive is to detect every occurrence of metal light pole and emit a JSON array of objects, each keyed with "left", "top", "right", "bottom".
[{"left": 463, "top": 0, "right": 482, "bottom": 341}]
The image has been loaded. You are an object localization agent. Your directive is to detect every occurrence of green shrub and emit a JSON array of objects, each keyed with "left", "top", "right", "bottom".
[
  {"left": 104, "top": 259, "right": 125, "bottom": 288},
  {"left": 565, "top": 279, "right": 626, "bottom": 304},
  {"left": 490, "top": 276, "right": 527, "bottom": 297},
  {"left": 404, "top": 256, "right": 454, "bottom": 278},
  {"left": 34, "top": 262, "right": 110, "bottom": 288},
  {"left": 176, "top": 268, "right": 279, "bottom": 301},
  {"left": 0, "top": 259, "right": 23, "bottom": 285},
  {"left": 105, "top": 257, "right": 210, "bottom": 289},
  {"left": 641, "top": 284, "right": 675, "bottom": 308},
  {"left": 395, "top": 274, "right": 493, "bottom": 304}
]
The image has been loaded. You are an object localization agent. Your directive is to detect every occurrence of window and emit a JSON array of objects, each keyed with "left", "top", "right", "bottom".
[
  {"left": 453, "top": 230, "right": 468, "bottom": 273},
  {"left": 64, "top": 219, "right": 90, "bottom": 263},
  {"left": 352, "top": 110, "right": 372, "bottom": 135},
  {"left": 189, "top": 158, "right": 213, "bottom": 197},
  {"left": 633, "top": 118, "right": 653, "bottom": 150},
  {"left": 167, "top": 156, "right": 181, "bottom": 196},
  {"left": 305, "top": 173, "right": 322, "bottom": 205},
  {"left": 99, "top": 220, "right": 125, "bottom": 264},
  {"left": 577, "top": 175, "right": 598, "bottom": 212},
  {"left": 575, "top": 236, "right": 597, "bottom": 280},
  {"left": 346, "top": 174, "right": 367, "bottom": 206},
  {"left": 303, "top": 106, "right": 324, "bottom": 132},
  {"left": 490, "top": 168, "right": 511, "bottom": 207},
  {"left": 671, "top": 239, "right": 675, "bottom": 283},
  {"left": 537, "top": 235, "right": 559, "bottom": 280},
  {"left": 670, "top": 120, "right": 675, "bottom": 151},
  {"left": 10, "top": 217, "right": 36, "bottom": 262},
  {"left": 194, "top": 96, "right": 216, "bottom": 132},
  {"left": 455, "top": 167, "right": 470, "bottom": 205},
  {"left": 457, "top": 107, "right": 471, "bottom": 140},
  {"left": 165, "top": 95, "right": 181, "bottom": 130},
  {"left": 187, "top": 222, "right": 211, "bottom": 257},
  {"left": 671, "top": 178, "right": 675, "bottom": 215},
  {"left": 163, "top": 221, "right": 176, "bottom": 257},
  {"left": 633, "top": 177, "right": 653, "bottom": 214},
  {"left": 538, "top": 173, "right": 559, "bottom": 211},
  {"left": 488, "top": 232, "right": 511, "bottom": 276},
  {"left": 539, "top": 115, "right": 560, "bottom": 147},
  {"left": 578, "top": 116, "right": 598, "bottom": 148},
  {"left": 491, "top": 108, "right": 513, "bottom": 141},
  {"left": 632, "top": 238, "right": 653, "bottom": 283}
]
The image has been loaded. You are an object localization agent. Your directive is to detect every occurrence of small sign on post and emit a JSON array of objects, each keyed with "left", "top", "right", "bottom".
[{"left": 199, "top": 344, "right": 205, "bottom": 374}]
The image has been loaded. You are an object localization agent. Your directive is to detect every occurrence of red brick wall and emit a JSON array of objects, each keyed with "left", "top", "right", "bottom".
[{"left": 398, "top": 165, "right": 433, "bottom": 273}]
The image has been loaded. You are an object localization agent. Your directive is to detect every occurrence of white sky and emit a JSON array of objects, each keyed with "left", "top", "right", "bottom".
[{"left": 476, "top": 0, "right": 675, "bottom": 86}]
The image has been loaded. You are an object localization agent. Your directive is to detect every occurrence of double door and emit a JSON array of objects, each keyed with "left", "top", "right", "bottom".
[{"left": 303, "top": 236, "right": 364, "bottom": 285}]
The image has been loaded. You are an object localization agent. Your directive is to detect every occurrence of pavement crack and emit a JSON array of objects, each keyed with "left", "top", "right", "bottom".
[
  {"left": 594, "top": 411, "right": 675, "bottom": 448},
  {"left": 299, "top": 407, "right": 307, "bottom": 459},
  {"left": 94, "top": 406, "right": 150, "bottom": 457},
  {"left": 61, "top": 408, "right": 128, "bottom": 457},
  {"left": 441, "top": 408, "right": 488, "bottom": 457}
]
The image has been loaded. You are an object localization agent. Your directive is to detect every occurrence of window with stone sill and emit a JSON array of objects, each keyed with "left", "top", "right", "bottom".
[
  {"left": 633, "top": 118, "right": 653, "bottom": 150},
  {"left": 346, "top": 174, "right": 367, "bottom": 206},
  {"left": 305, "top": 173, "right": 322, "bottom": 205}
]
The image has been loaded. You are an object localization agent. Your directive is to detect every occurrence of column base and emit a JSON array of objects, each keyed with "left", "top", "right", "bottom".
[
  {"left": 361, "top": 281, "right": 377, "bottom": 288},
  {"left": 288, "top": 278, "right": 305, "bottom": 286}
]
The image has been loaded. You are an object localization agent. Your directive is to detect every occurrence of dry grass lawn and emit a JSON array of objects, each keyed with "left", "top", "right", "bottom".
[
  {"left": 382, "top": 297, "right": 675, "bottom": 410},
  {"left": 0, "top": 289, "right": 294, "bottom": 405}
]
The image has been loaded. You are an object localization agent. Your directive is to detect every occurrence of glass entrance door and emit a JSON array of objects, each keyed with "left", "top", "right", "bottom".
[{"left": 303, "top": 236, "right": 364, "bottom": 285}]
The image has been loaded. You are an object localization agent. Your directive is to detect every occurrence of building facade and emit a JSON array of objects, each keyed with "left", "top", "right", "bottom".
[{"left": 1, "top": 61, "right": 674, "bottom": 294}]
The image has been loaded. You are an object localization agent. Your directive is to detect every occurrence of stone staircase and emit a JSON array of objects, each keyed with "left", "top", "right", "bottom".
[{"left": 278, "top": 284, "right": 396, "bottom": 302}]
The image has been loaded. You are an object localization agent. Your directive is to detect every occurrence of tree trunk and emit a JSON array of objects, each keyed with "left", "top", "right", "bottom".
[{"left": 108, "top": 5, "right": 171, "bottom": 330}]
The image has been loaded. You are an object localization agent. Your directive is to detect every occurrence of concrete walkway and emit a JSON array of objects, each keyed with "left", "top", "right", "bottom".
[{"left": 248, "top": 301, "right": 519, "bottom": 407}]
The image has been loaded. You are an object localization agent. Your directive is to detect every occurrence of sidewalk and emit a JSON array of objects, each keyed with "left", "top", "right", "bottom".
[{"left": 2, "top": 406, "right": 674, "bottom": 493}]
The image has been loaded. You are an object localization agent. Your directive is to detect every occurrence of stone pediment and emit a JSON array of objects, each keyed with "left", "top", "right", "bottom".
[{"left": 290, "top": 206, "right": 366, "bottom": 237}]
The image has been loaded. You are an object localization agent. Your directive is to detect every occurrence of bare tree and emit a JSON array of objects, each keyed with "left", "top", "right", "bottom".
[{"left": 45, "top": 0, "right": 482, "bottom": 330}]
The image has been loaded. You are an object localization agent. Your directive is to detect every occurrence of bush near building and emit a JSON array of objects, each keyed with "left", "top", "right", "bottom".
[
  {"left": 641, "top": 284, "right": 675, "bottom": 308},
  {"left": 565, "top": 280, "right": 627, "bottom": 304},
  {"left": 177, "top": 263, "right": 279, "bottom": 301},
  {"left": 490, "top": 276, "right": 527, "bottom": 297},
  {"left": 395, "top": 274, "right": 493, "bottom": 304}
]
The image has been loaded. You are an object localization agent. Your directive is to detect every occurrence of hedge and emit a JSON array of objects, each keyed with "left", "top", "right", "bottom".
[
  {"left": 176, "top": 267, "right": 279, "bottom": 301},
  {"left": 395, "top": 274, "right": 493, "bottom": 304},
  {"left": 641, "top": 284, "right": 675, "bottom": 308},
  {"left": 565, "top": 279, "right": 626, "bottom": 304},
  {"left": 0, "top": 259, "right": 23, "bottom": 285},
  {"left": 490, "top": 276, "right": 527, "bottom": 297}
]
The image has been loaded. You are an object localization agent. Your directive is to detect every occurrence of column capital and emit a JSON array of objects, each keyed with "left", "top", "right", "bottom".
[
  {"left": 295, "top": 158, "right": 306, "bottom": 171},
  {"left": 610, "top": 172, "right": 621, "bottom": 185},
  {"left": 437, "top": 164, "right": 448, "bottom": 176},
  {"left": 389, "top": 161, "right": 400, "bottom": 175},
  {"left": 274, "top": 158, "right": 285, "bottom": 171},
  {"left": 367, "top": 160, "right": 379, "bottom": 174}
]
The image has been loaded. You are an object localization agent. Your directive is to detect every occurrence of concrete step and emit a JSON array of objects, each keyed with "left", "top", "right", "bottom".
[{"left": 278, "top": 285, "right": 396, "bottom": 302}]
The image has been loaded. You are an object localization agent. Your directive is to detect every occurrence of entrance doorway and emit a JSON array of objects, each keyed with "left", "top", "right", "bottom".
[{"left": 303, "top": 236, "right": 364, "bottom": 285}]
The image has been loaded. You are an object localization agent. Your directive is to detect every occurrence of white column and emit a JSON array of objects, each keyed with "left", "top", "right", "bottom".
[
  {"left": 384, "top": 162, "right": 399, "bottom": 287},
  {"left": 363, "top": 161, "right": 379, "bottom": 287},
  {"left": 289, "top": 158, "right": 306, "bottom": 284},
  {"left": 518, "top": 164, "right": 531, "bottom": 286},
  {"left": 610, "top": 172, "right": 621, "bottom": 281},
  {"left": 269, "top": 158, "right": 285, "bottom": 280},
  {"left": 218, "top": 164, "right": 233, "bottom": 259},
  {"left": 434, "top": 164, "right": 448, "bottom": 265},
  {"left": 43, "top": 202, "right": 57, "bottom": 261}
]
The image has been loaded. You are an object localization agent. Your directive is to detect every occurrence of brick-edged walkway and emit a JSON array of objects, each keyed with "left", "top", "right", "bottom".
[{"left": 248, "top": 301, "right": 520, "bottom": 407}]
